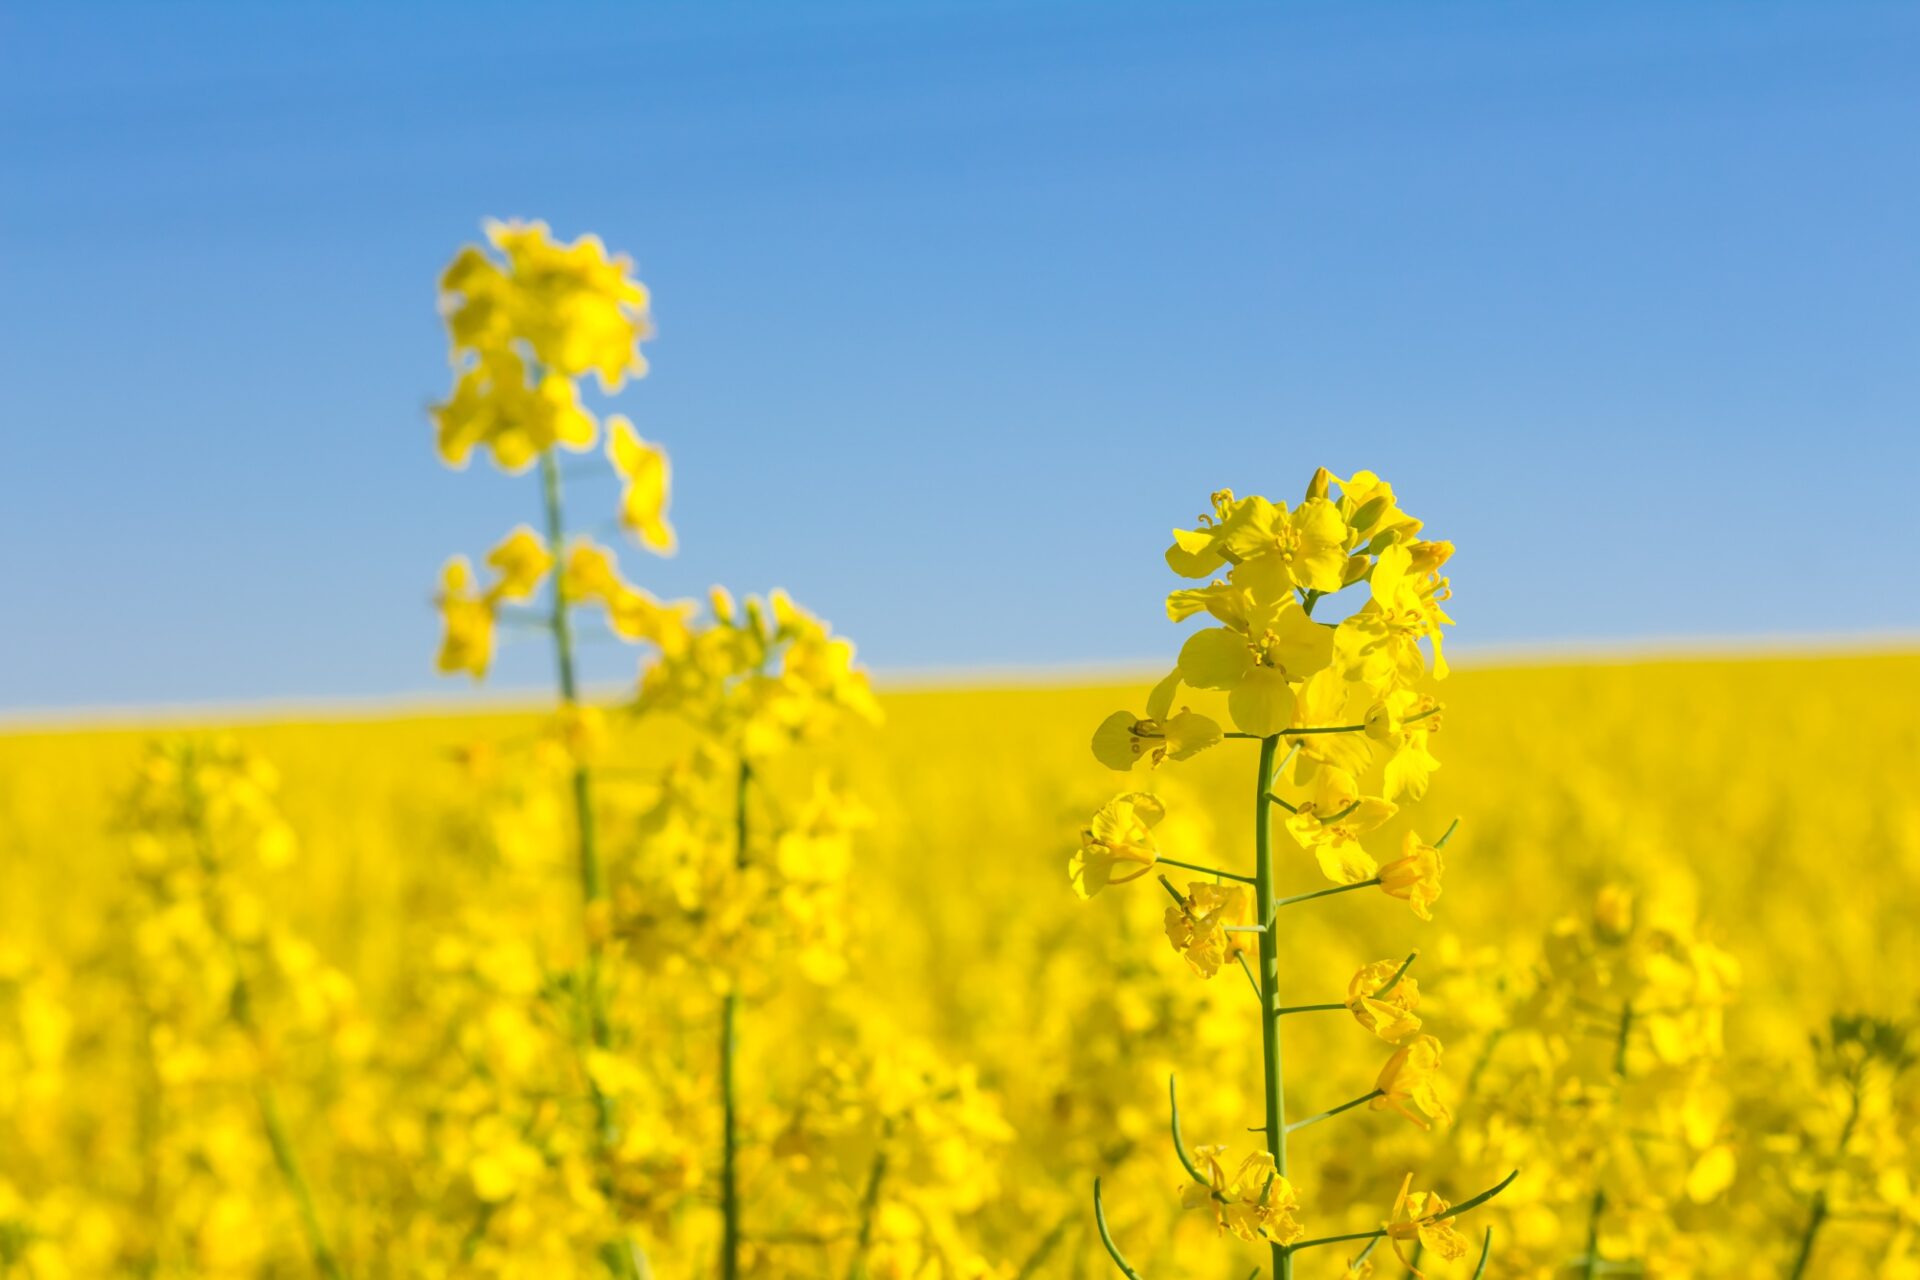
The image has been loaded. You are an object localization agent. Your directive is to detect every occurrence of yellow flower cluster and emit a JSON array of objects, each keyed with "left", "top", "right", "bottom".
[{"left": 434, "top": 220, "right": 653, "bottom": 471}]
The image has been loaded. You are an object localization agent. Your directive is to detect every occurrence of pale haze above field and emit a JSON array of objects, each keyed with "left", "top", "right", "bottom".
[{"left": 1, "top": 0, "right": 1915, "bottom": 712}]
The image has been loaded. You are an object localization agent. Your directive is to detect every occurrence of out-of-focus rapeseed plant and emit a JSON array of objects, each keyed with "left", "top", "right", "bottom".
[
  {"left": 614, "top": 585, "right": 884, "bottom": 1277},
  {"left": 1075, "top": 472, "right": 1514, "bottom": 1278},
  {"left": 1769, "top": 1014, "right": 1919, "bottom": 1278},
  {"left": 1439, "top": 884, "right": 1741, "bottom": 1276},
  {"left": 117, "top": 739, "right": 364, "bottom": 1279},
  {"left": 423, "top": 219, "right": 990, "bottom": 1280},
  {"left": 430, "top": 218, "right": 683, "bottom": 1276}
]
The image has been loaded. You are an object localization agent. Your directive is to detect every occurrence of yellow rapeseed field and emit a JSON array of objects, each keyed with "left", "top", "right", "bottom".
[
  {"left": 2, "top": 220, "right": 1916, "bottom": 1279},
  {"left": 3, "top": 653, "right": 1916, "bottom": 1277}
]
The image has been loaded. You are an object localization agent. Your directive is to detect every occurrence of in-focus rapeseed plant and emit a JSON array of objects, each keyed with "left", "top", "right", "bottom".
[{"left": 1078, "top": 472, "right": 1514, "bottom": 1278}]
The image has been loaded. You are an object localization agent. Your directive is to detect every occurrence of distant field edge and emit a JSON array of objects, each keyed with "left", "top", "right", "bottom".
[{"left": 2, "top": 631, "right": 1915, "bottom": 733}]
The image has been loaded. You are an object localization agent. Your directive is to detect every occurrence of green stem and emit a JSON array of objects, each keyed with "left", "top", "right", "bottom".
[
  {"left": 1252, "top": 735, "right": 1291, "bottom": 1280},
  {"left": 1373, "top": 951, "right": 1419, "bottom": 999},
  {"left": 1274, "top": 1002, "right": 1346, "bottom": 1015},
  {"left": 1789, "top": 1083, "right": 1862, "bottom": 1278},
  {"left": 1580, "top": 1189, "right": 1604, "bottom": 1280},
  {"left": 1285, "top": 1089, "right": 1383, "bottom": 1134},
  {"left": 1092, "top": 1179, "right": 1143, "bottom": 1279},
  {"left": 1289, "top": 1170, "right": 1520, "bottom": 1255},
  {"left": 845, "top": 1122, "right": 891, "bottom": 1280},
  {"left": 1157, "top": 855, "right": 1257, "bottom": 885},
  {"left": 540, "top": 450, "right": 608, "bottom": 915},
  {"left": 719, "top": 757, "right": 751, "bottom": 1280},
  {"left": 254, "top": 1078, "right": 345, "bottom": 1280},
  {"left": 1273, "top": 877, "right": 1382, "bottom": 912},
  {"left": 1787, "top": 1193, "right": 1826, "bottom": 1280},
  {"left": 540, "top": 448, "right": 643, "bottom": 1280},
  {"left": 1225, "top": 708, "right": 1439, "bottom": 740},
  {"left": 1236, "top": 952, "right": 1263, "bottom": 1002}
]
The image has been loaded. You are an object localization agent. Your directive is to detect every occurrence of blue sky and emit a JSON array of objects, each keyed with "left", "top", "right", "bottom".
[{"left": 1, "top": 1, "right": 1915, "bottom": 712}]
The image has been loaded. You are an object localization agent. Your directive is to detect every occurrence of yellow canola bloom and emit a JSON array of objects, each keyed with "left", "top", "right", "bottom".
[
  {"left": 1348, "top": 959, "right": 1423, "bottom": 1043},
  {"left": 1070, "top": 793, "right": 1164, "bottom": 899},
  {"left": 485, "top": 525, "right": 554, "bottom": 602},
  {"left": 1285, "top": 769, "right": 1396, "bottom": 886},
  {"left": 561, "top": 539, "right": 693, "bottom": 652},
  {"left": 434, "top": 348, "right": 601, "bottom": 472},
  {"left": 442, "top": 219, "right": 652, "bottom": 387},
  {"left": 434, "top": 557, "right": 495, "bottom": 678},
  {"left": 1378, "top": 831, "right": 1446, "bottom": 921},
  {"left": 1383, "top": 1173, "right": 1472, "bottom": 1277},
  {"left": 1372, "top": 1035, "right": 1453, "bottom": 1130},
  {"left": 606, "top": 416, "right": 676, "bottom": 555},
  {"left": 1164, "top": 881, "right": 1254, "bottom": 978},
  {"left": 1179, "top": 1144, "right": 1305, "bottom": 1244},
  {"left": 1090, "top": 708, "right": 1221, "bottom": 771},
  {"left": 1176, "top": 600, "right": 1334, "bottom": 737},
  {"left": 433, "top": 219, "right": 653, "bottom": 471}
]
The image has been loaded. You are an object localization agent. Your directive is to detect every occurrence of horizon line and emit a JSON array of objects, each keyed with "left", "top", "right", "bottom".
[{"left": 2, "top": 628, "right": 1915, "bottom": 733}]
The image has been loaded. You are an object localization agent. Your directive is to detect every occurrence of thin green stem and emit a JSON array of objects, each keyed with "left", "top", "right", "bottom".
[
  {"left": 1288, "top": 1170, "right": 1520, "bottom": 1255},
  {"left": 1787, "top": 1195, "right": 1826, "bottom": 1280},
  {"left": 541, "top": 450, "right": 642, "bottom": 1280},
  {"left": 1225, "top": 708, "right": 1439, "bottom": 740},
  {"left": 1273, "top": 877, "right": 1382, "bottom": 913},
  {"left": 1373, "top": 951, "right": 1419, "bottom": 1000},
  {"left": 1580, "top": 1189, "right": 1604, "bottom": 1280},
  {"left": 1166, "top": 1074, "right": 1228, "bottom": 1198},
  {"left": 1236, "top": 953, "right": 1263, "bottom": 1002},
  {"left": 1612, "top": 1002, "right": 1634, "bottom": 1077},
  {"left": 1789, "top": 1083, "right": 1863, "bottom": 1278},
  {"left": 1092, "top": 1179, "right": 1143, "bottom": 1279},
  {"left": 1285, "top": 1088, "right": 1382, "bottom": 1134},
  {"left": 1472, "top": 1228, "right": 1493, "bottom": 1279},
  {"left": 1252, "top": 735, "right": 1291, "bottom": 1280},
  {"left": 1157, "top": 855, "right": 1257, "bottom": 885},
  {"left": 845, "top": 1124, "right": 891, "bottom": 1280},
  {"left": 180, "top": 749, "right": 344, "bottom": 1280},
  {"left": 1274, "top": 1001, "right": 1347, "bottom": 1016},
  {"left": 1580, "top": 1002, "right": 1634, "bottom": 1278},
  {"left": 540, "top": 449, "right": 606, "bottom": 908},
  {"left": 1012, "top": 1211, "right": 1076, "bottom": 1280},
  {"left": 719, "top": 757, "right": 752, "bottom": 1280},
  {"left": 255, "top": 1080, "right": 346, "bottom": 1280}
]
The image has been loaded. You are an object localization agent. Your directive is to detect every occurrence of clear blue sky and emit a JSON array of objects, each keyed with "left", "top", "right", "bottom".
[{"left": 2, "top": 1, "right": 1915, "bottom": 712}]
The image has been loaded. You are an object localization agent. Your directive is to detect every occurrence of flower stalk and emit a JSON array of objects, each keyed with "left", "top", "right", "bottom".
[{"left": 1253, "top": 734, "right": 1293, "bottom": 1279}]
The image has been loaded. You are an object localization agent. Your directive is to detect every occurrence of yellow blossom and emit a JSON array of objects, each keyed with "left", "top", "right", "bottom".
[
  {"left": 1164, "top": 882, "right": 1253, "bottom": 978},
  {"left": 1285, "top": 770, "right": 1395, "bottom": 885},
  {"left": 606, "top": 415, "right": 675, "bottom": 555},
  {"left": 1091, "top": 709, "right": 1222, "bottom": 770},
  {"left": 1180, "top": 1145, "right": 1305, "bottom": 1244},
  {"left": 1069, "top": 793, "right": 1165, "bottom": 899},
  {"left": 1378, "top": 831, "right": 1445, "bottom": 920},
  {"left": 484, "top": 525, "right": 553, "bottom": 602},
  {"left": 1348, "top": 959, "right": 1423, "bottom": 1043},
  {"left": 435, "top": 557, "right": 494, "bottom": 678},
  {"left": 1383, "top": 1173, "right": 1471, "bottom": 1276},
  {"left": 1371, "top": 1035, "right": 1453, "bottom": 1130}
]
